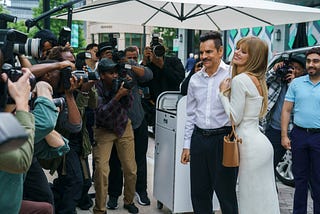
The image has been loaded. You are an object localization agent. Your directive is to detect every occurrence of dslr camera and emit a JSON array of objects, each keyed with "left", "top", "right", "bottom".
[
  {"left": 0, "top": 63, "right": 36, "bottom": 106},
  {"left": 60, "top": 66, "right": 100, "bottom": 90},
  {"left": 112, "top": 64, "right": 134, "bottom": 93},
  {"left": 150, "top": 33, "right": 165, "bottom": 58},
  {"left": 275, "top": 53, "right": 293, "bottom": 82}
]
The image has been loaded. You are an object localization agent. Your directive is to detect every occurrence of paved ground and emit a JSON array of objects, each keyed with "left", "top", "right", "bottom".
[{"left": 46, "top": 136, "right": 314, "bottom": 214}]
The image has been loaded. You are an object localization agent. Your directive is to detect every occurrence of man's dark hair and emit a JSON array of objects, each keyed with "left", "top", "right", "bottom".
[
  {"left": 47, "top": 46, "right": 74, "bottom": 62},
  {"left": 86, "top": 43, "right": 98, "bottom": 51},
  {"left": 306, "top": 47, "right": 320, "bottom": 57},
  {"left": 124, "top": 46, "right": 137, "bottom": 55},
  {"left": 34, "top": 29, "right": 58, "bottom": 48},
  {"left": 199, "top": 31, "right": 223, "bottom": 50}
]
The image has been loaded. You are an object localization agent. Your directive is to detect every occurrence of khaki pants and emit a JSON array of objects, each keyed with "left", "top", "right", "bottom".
[{"left": 93, "top": 120, "right": 137, "bottom": 214}]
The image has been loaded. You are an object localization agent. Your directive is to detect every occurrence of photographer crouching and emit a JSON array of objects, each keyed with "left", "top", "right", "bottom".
[{"left": 93, "top": 58, "right": 138, "bottom": 214}]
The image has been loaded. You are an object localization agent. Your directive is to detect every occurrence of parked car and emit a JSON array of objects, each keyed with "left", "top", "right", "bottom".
[{"left": 266, "top": 45, "right": 320, "bottom": 187}]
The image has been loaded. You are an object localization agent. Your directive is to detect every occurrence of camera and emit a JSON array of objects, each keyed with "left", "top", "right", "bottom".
[
  {"left": 112, "top": 64, "right": 134, "bottom": 93},
  {"left": 60, "top": 66, "right": 99, "bottom": 90},
  {"left": 275, "top": 53, "right": 293, "bottom": 81},
  {"left": 52, "top": 97, "right": 65, "bottom": 108},
  {"left": 1, "top": 63, "right": 36, "bottom": 90},
  {"left": 13, "top": 38, "right": 41, "bottom": 59},
  {"left": 58, "top": 26, "right": 71, "bottom": 46},
  {"left": 150, "top": 33, "right": 165, "bottom": 58}
]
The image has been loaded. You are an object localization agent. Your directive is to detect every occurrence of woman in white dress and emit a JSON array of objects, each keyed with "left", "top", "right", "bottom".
[{"left": 219, "top": 36, "right": 280, "bottom": 214}]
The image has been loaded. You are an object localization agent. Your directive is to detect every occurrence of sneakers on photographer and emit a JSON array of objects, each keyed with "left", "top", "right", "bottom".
[
  {"left": 106, "top": 196, "right": 119, "bottom": 210},
  {"left": 135, "top": 191, "right": 151, "bottom": 206},
  {"left": 123, "top": 203, "right": 139, "bottom": 214}
]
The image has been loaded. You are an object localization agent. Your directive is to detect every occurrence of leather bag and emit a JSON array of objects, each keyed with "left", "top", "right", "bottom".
[{"left": 222, "top": 118, "right": 242, "bottom": 167}]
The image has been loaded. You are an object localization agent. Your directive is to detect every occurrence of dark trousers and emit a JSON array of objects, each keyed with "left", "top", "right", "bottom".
[
  {"left": 290, "top": 127, "right": 320, "bottom": 214},
  {"left": 190, "top": 129, "right": 238, "bottom": 214},
  {"left": 23, "top": 157, "right": 54, "bottom": 205},
  {"left": 265, "top": 126, "right": 287, "bottom": 169},
  {"left": 108, "top": 119, "right": 149, "bottom": 196},
  {"left": 54, "top": 148, "right": 83, "bottom": 214}
]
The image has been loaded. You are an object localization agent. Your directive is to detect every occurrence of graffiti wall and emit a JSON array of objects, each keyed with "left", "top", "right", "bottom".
[{"left": 226, "top": 20, "right": 320, "bottom": 62}]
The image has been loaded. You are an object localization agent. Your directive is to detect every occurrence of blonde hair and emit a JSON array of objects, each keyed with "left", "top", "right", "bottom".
[{"left": 231, "top": 36, "right": 269, "bottom": 118}]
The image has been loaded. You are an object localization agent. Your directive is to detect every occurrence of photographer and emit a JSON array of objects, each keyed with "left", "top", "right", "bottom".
[
  {"left": 260, "top": 55, "right": 306, "bottom": 175},
  {"left": 141, "top": 36, "right": 185, "bottom": 103},
  {"left": 36, "top": 46, "right": 84, "bottom": 214},
  {"left": 107, "top": 46, "right": 153, "bottom": 209},
  {"left": 141, "top": 36, "right": 184, "bottom": 129},
  {"left": 21, "top": 80, "right": 69, "bottom": 214},
  {"left": 93, "top": 58, "right": 139, "bottom": 214},
  {"left": 0, "top": 50, "right": 35, "bottom": 212}
]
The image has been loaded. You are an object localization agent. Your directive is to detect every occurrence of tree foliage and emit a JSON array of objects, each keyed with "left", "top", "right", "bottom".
[{"left": 2, "top": 0, "right": 86, "bottom": 52}]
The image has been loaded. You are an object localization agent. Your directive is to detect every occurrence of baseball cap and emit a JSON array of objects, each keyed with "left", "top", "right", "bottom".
[
  {"left": 97, "top": 58, "right": 119, "bottom": 73},
  {"left": 96, "top": 42, "right": 113, "bottom": 57}
]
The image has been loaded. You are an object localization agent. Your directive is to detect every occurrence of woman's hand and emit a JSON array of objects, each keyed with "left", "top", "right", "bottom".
[{"left": 219, "top": 78, "right": 231, "bottom": 92}]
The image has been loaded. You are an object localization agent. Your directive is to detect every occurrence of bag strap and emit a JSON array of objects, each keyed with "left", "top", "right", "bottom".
[
  {"left": 246, "top": 73, "right": 262, "bottom": 96},
  {"left": 229, "top": 114, "right": 242, "bottom": 143}
]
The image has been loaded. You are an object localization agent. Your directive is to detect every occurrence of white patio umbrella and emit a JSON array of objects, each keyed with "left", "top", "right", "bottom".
[{"left": 55, "top": 0, "right": 320, "bottom": 31}]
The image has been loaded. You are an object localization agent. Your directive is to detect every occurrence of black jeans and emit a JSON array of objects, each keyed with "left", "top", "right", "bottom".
[
  {"left": 190, "top": 128, "right": 238, "bottom": 214},
  {"left": 108, "top": 119, "right": 149, "bottom": 197},
  {"left": 54, "top": 147, "right": 83, "bottom": 214},
  {"left": 23, "top": 157, "right": 54, "bottom": 205}
]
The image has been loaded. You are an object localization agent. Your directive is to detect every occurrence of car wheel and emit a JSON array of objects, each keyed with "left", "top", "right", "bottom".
[{"left": 275, "top": 150, "right": 295, "bottom": 187}]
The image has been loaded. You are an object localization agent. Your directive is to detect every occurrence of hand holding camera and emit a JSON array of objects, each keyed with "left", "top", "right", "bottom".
[
  {"left": 114, "top": 81, "right": 131, "bottom": 101},
  {"left": 4, "top": 67, "right": 32, "bottom": 111}
]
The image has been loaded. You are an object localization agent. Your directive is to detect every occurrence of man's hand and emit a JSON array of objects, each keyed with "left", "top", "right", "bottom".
[
  {"left": 114, "top": 82, "right": 130, "bottom": 101},
  {"left": 281, "top": 136, "right": 291, "bottom": 150},
  {"left": 4, "top": 68, "right": 32, "bottom": 111},
  {"left": 59, "top": 60, "right": 76, "bottom": 71},
  {"left": 180, "top": 148, "right": 190, "bottom": 164},
  {"left": 32, "top": 81, "right": 53, "bottom": 100}
]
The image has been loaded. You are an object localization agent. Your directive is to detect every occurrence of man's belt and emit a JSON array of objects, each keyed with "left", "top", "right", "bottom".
[
  {"left": 194, "top": 125, "right": 232, "bottom": 136},
  {"left": 294, "top": 124, "right": 320, "bottom": 133}
]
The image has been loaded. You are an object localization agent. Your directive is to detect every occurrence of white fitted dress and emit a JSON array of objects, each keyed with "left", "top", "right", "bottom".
[{"left": 219, "top": 73, "right": 280, "bottom": 214}]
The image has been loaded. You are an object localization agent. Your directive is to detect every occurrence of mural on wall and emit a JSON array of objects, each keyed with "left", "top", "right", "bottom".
[
  {"left": 226, "top": 26, "right": 274, "bottom": 62},
  {"left": 226, "top": 20, "right": 320, "bottom": 62}
]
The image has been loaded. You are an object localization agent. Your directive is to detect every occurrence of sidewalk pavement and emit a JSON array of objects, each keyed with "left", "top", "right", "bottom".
[{"left": 46, "top": 136, "right": 314, "bottom": 214}]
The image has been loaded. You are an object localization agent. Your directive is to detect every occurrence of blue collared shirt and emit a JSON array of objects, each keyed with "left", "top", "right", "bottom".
[
  {"left": 285, "top": 75, "right": 320, "bottom": 128},
  {"left": 184, "top": 60, "right": 231, "bottom": 149}
]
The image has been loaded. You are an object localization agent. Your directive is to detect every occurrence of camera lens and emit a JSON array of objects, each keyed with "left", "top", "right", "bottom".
[{"left": 13, "top": 38, "right": 42, "bottom": 59}]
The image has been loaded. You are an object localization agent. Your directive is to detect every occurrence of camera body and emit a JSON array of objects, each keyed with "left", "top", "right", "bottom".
[
  {"left": 1, "top": 63, "right": 36, "bottom": 89},
  {"left": 112, "top": 65, "right": 134, "bottom": 93},
  {"left": 150, "top": 33, "right": 165, "bottom": 58},
  {"left": 58, "top": 26, "right": 71, "bottom": 46},
  {"left": 276, "top": 53, "right": 293, "bottom": 81},
  {"left": 60, "top": 67, "right": 99, "bottom": 90}
]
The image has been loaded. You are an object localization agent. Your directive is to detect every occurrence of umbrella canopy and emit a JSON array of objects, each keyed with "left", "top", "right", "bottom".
[{"left": 55, "top": 0, "right": 320, "bottom": 31}]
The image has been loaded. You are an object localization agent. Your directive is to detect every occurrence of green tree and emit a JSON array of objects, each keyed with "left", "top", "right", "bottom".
[
  {"left": 3, "top": 0, "right": 85, "bottom": 52},
  {"left": 30, "top": 0, "right": 86, "bottom": 51}
]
